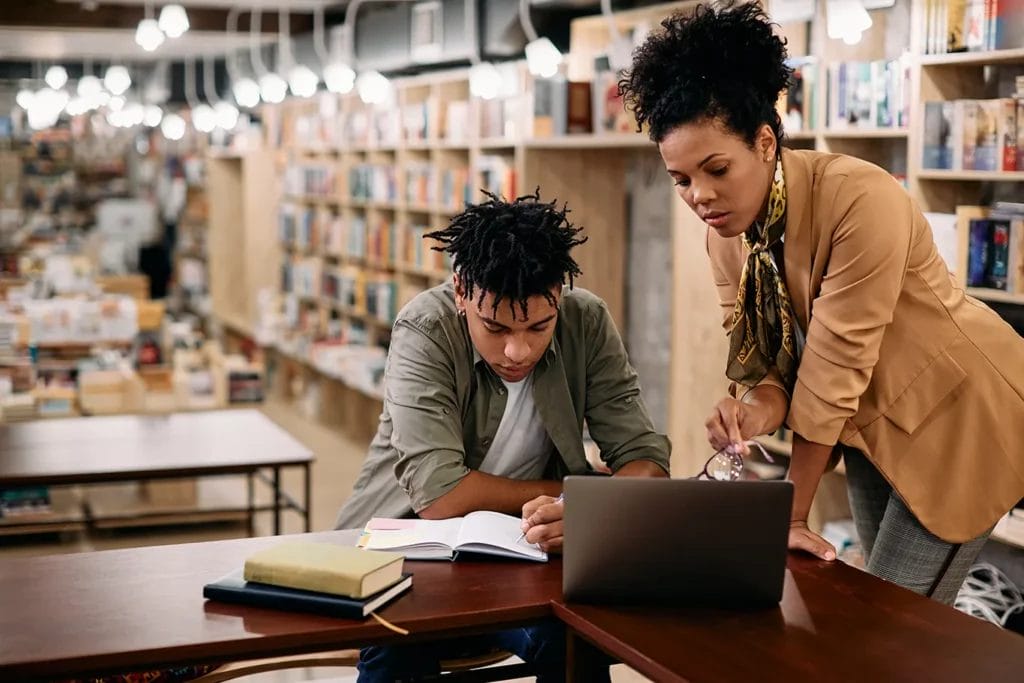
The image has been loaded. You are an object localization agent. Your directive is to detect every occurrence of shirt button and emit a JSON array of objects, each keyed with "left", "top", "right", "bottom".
[
  {"left": 497, "top": 388, "right": 506, "bottom": 396},
  {"left": 481, "top": 438, "right": 491, "bottom": 447}
]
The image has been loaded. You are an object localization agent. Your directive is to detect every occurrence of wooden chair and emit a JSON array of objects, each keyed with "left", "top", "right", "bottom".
[{"left": 192, "top": 647, "right": 533, "bottom": 682}]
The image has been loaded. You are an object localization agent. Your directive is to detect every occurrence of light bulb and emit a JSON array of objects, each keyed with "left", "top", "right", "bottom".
[
  {"left": 356, "top": 70, "right": 391, "bottom": 105},
  {"left": 65, "top": 97, "right": 89, "bottom": 117},
  {"left": 288, "top": 65, "right": 319, "bottom": 98},
  {"left": 525, "top": 37, "right": 562, "bottom": 78},
  {"left": 323, "top": 62, "right": 355, "bottom": 94},
  {"left": 161, "top": 112, "right": 186, "bottom": 140},
  {"left": 158, "top": 4, "right": 189, "bottom": 39},
  {"left": 469, "top": 62, "right": 501, "bottom": 100},
  {"left": 214, "top": 101, "right": 239, "bottom": 130},
  {"left": 144, "top": 104, "right": 163, "bottom": 127},
  {"left": 135, "top": 18, "right": 164, "bottom": 52},
  {"left": 192, "top": 104, "right": 217, "bottom": 133},
  {"left": 258, "top": 73, "right": 288, "bottom": 104},
  {"left": 45, "top": 65, "right": 68, "bottom": 90},
  {"left": 232, "top": 78, "right": 261, "bottom": 108},
  {"left": 28, "top": 88, "right": 68, "bottom": 130},
  {"left": 104, "top": 66, "right": 131, "bottom": 96},
  {"left": 124, "top": 102, "right": 145, "bottom": 127},
  {"left": 77, "top": 75, "right": 102, "bottom": 98},
  {"left": 16, "top": 89, "right": 34, "bottom": 110}
]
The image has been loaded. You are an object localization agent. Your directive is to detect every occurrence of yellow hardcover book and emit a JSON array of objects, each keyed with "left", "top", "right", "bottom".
[{"left": 243, "top": 541, "right": 404, "bottom": 599}]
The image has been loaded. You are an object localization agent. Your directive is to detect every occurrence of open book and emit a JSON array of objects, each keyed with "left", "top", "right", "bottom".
[{"left": 358, "top": 511, "right": 547, "bottom": 562}]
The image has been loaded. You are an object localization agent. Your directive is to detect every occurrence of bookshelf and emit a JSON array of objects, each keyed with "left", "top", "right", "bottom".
[{"left": 205, "top": 0, "right": 1023, "bottom": 516}]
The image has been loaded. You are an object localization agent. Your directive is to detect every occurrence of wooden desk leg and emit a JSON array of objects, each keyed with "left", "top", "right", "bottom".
[
  {"left": 566, "top": 629, "right": 608, "bottom": 682},
  {"left": 273, "top": 466, "right": 281, "bottom": 536},
  {"left": 303, "top": 462, "right": 311, "bottom": 533},
  {"left": 246, "top": 471, "right": 255, "bottom": 537}
]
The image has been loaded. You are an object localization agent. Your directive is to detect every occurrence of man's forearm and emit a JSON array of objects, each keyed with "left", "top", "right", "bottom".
[
  {"left": 614, "top": 459, "right": 669, "bottom": 477},
  {"left": 788, "top": 433, "right": 834, "bottom": 522},
  {"left": 418, "top": 470, "right": 562, "bottom": 519}
]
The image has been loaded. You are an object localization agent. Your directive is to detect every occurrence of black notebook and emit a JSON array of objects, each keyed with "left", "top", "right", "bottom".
[{"left": 203, "top": 569, "right": 412, "bottom": 619}]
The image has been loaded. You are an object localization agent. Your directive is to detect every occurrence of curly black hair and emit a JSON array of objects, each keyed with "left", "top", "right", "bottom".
[
  {"left": 619, "top": 1, "right": 793, "bottom": 144},
  {"left": 425, "top": 190, "right": 587, "bottom": 320}
]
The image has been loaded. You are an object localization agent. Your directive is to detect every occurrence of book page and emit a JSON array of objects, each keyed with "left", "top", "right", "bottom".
[
  {"left": 361, "top": 517, "right": 462, "bottom": 555},
  {"left": 456, "top": 511, "right": 546, "bottom": 561}
]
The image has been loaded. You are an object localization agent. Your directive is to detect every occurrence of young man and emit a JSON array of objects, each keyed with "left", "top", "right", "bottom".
[{"left": 336, "top": 191, "right": 670, "bottom": 682}]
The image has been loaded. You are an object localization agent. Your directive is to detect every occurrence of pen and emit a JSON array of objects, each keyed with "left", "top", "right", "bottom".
[{"left": 517, "top": 493, "right": 564, "bottom": 544}]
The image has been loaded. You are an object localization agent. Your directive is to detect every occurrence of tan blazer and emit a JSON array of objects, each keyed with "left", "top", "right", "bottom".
[{"left": 707, "top": 148, "right": 1024, "bottom": 543}]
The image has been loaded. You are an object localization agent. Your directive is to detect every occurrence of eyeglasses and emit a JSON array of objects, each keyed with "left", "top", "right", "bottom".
[{"left": 695, "top": 440, "right": 776, "bottom": 481}]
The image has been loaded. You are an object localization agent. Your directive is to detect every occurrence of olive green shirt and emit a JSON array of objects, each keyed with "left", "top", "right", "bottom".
[{"left": 334, "top": 282, "right": 671, "bottom": 529}]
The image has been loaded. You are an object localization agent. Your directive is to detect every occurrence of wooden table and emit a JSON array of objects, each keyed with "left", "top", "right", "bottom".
[
  {"left": 3, "top": 531, "right": 1022, "bottom": 682},
  {"left": 0, "top": 409, "right": 313, "bottom": 535},
  {"left": 555, "top": 554, "right": 1024, "bottom": 682},
  {"left": 0, "top": 530, "right": 561, "bottom": 681}
]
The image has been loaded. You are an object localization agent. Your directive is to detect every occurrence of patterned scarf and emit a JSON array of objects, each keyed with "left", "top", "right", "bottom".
[{"left": 725, "top": 157, "right": 800, "bottom": 393}]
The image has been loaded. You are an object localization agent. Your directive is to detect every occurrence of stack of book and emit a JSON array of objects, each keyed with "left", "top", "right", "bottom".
[{"left": 204, "top": 541, "right": 412, "bottom": 619}]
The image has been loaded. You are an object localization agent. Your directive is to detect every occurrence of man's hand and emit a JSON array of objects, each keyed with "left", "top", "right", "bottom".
[
  {"left": 521, "top": 495, "right": 563, "bottom": 553},
  {"left": 788, "top": 520, "right": 836, "bottom": 561}
]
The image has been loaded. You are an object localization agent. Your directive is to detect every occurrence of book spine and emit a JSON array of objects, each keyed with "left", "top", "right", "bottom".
[
  {"left": 987, "top": 219, "right": 1011, "bottom": 289},
  {"left": 967, "top": 218, "right": 992, "bottom": 286},
  {"left": 203, "top": 584, "right": 366, "bottom": 619}
]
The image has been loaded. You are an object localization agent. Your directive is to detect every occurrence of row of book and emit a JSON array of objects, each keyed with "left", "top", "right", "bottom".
[
  {"left": 827, "top": 58, "right": 912, "bottom": 130},
  {"left": 777, "top": 57, "right": 818, "bottom": 133},
  {"left": 283, "top": 164, "right": 336, "bottom": 198},
  {"left": 350, "top": 164, "right": 398, "bottom": 203},
  {"left": 0, "top": 486, "right": 51, "bottom": 517},
  {"left": 322, "top": 267, "right": 400, "bottom": 324},
  {"left": 923, "top": 96, "right": 1024, "bottom": 171},
  {"left": 923, "top": 0, "right": 1024, "bottom": 54},
  {"left": 477, "top": 155, "right": 517, "bottom": 201},
  {"left": 405, "top": 162, "right": 436, "bottom": 206},
  {"left": 280, "top": 257, "right": 321, "bottom": 300},
  {"left": 960, "top": 202, "right": 1024, "bottom": 293}
]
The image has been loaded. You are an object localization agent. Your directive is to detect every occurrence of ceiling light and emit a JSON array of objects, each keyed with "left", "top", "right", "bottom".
[
  {"left": 144, "top": 104, "right": 163, "bottom": 127},
  {"left": 45, "top": 65, "right": 68, "bottom": 90},
  {"left": 214, "top": 101, "right": 240, "bottom": 130},
  {"left": 161, "top": 112, "right": 186, "bottom": 140},
  {"left": 77, "top": 74, "right": 102, "bottom": 98},
  {"left": 287, "top": 65, "right": 319, "bottom": 98},
  {"left": 469, "top": 62, "right": 502, "bottom": 100},
  {"left": 258, "top": 73, "right": 288, "bottom": 104},
  {"left": 66, "top": 97, "right": 90, "bottom": 117},
  {"left": 28, "top": 88, "right": 69, "bottom": 130},
  {"left": 525, "top": 38, "right": 562, "bottom": 78},
  {"left": 192, "top": 104, "right": 217, "bottom": 133},
  {"left": 827, "top": 0, "right": 872, "bottom": 41},
  {"left": 108, "top": 95, "right": 126, "bottom": 111},
  {"left": 232, "top": 77, "right": 261, "bottom": 108},
  {"left": 16, "top": 89, "right": 34, "bottom": 110},
  {"left": 124, "top": 102, "right": 146, "bottom": 127},
  {"left": 324, "top": 62, "right": 355, "bottom": 94},
  {"left": 159, "top": 4, "right": 189, "bottom": 39},
  {"left": 104, "top": 66, "right": 131, "bottom": 96},
  {"left": 135, "top": 18, "right": 165, "bottom": 52},
  {"left": 356, "top": 70, "right": 391, "bottom": 105}
]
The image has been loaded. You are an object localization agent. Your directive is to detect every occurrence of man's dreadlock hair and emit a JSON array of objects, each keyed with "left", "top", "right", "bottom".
[{"left": 425, "top": 189, "right": 587, "bottom": 320}]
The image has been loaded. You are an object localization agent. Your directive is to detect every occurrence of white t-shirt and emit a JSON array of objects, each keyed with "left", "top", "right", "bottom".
[{"left": 478, "top": 373, "right": 552, "bottom": 479}]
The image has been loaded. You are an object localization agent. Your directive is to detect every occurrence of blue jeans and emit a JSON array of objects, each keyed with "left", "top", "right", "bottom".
[{"left": 357, "top": 619, "right": 608, "bottom": 682}]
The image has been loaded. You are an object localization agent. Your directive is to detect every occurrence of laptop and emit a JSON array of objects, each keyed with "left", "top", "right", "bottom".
[{"left": 562, "top": 477, "right": 793, "bottom": 607}]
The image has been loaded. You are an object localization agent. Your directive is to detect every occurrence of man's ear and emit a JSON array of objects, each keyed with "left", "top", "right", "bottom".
[{"left": 453, "top": 273, "right": 465, "bottom": 311}]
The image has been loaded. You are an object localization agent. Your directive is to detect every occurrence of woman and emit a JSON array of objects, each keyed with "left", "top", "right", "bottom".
[{"left": 619, "top": 2, "right": 1024, "bottom": 604}]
